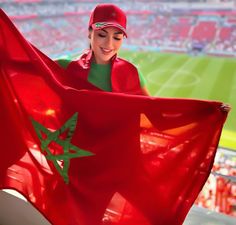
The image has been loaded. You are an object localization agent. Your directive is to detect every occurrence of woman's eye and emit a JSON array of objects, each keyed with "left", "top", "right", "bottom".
[
  {"left": 98, "top": 33, "right": 106, "bottom": 38},
  {"left": 114, "top": 37, "right": 121, "bottom": 41}
]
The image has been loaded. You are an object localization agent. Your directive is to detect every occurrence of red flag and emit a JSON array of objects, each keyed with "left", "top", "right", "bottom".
[{"left": 0, "top": 9, "right": 228, "bottom": 225}]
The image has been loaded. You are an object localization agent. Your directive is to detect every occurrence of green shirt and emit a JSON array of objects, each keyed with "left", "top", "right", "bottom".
[
  {"left": 56, "top": 58, "right": 146, "bottom": 91},
  {"left": 88, "top": 62, "right": 112, "bottom": 91}
]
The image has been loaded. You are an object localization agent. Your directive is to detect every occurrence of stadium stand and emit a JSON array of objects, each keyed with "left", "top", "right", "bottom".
[{"left": 1, "top": 0, "right": 236, "bottom": 57}]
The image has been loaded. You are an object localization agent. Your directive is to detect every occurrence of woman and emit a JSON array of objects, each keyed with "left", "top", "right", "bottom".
[
  {"left": 58, "top": 3, "right": 150, "bottom": 96},
  {"left": 58, "top": 4, "right": 162, "bottom": 225}
]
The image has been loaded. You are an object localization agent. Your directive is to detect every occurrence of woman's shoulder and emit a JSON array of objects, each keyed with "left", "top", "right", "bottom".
[
  {"left": 56, "top": 58, "right": 73, "bottom": 68},
  {"left": 116, "top": 57, "right": 137, "bottom": 68},
  {"left": 56, "top": 50, "right": 89, "bottom": 69},
  {"left": 116, "top": 56, "right": 138, "bottom": 70}
]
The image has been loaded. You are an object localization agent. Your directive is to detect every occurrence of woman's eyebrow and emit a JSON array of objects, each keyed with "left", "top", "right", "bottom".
[
  {"left": 101, "top": 29, "right": 108, "bottom": 33},
  {"left": 114, "top": 31, "right": 123, "bottom": 35}
]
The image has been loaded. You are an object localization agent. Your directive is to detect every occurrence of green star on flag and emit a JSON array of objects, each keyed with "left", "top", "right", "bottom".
[{"left": 31, "top": 112, "right": 93, "bottom": 184}]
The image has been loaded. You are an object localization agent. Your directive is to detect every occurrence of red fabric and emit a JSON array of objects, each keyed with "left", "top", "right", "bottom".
[
  {"left": 66, "top": 50, "right": 143, "bottom": 94},
  {"left": 0, "top": 9, "right": 228, "bottom": 225}
]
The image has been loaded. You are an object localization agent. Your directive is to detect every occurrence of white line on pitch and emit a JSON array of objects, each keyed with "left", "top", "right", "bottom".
[{"left": 154, "top": 57, "right": 193, "bottom": 96}]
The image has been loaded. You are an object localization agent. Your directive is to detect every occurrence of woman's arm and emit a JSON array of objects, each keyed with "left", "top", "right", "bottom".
[
  {"left": 141, "top": 86, "right": 150, "bottom": 96},
  {"left": 138, "top": 70, "right": 150, "bottom": 96}
]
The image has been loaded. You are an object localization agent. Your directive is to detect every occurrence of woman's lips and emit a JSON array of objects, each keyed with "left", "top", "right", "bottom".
[{"left": 101, "top": 47, "right": 112, "bottom": 55}]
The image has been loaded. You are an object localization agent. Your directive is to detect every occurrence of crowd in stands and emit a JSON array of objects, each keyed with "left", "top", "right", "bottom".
[
  {"left": 1, "top": 1, "right": 236, "bottom": 57},
  {"left": 195, "top": 148, "right": 236, "bottom": 216}
]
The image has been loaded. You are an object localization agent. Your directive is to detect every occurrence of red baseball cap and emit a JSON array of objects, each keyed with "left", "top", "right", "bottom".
[{"left": 89, "top": 4, "right": 127, "bottom": 37}]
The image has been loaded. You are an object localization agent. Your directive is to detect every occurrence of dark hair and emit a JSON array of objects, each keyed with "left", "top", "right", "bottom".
[{"left": 88, "top": 27, "right": 92, "bottom": 49}]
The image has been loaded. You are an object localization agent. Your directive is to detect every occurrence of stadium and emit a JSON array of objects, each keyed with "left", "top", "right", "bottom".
[{"left": 0, "top": 0, "right": 235, "bottom": 224}]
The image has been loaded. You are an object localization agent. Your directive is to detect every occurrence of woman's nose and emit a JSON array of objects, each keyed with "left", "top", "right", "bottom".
[{"left": 104, "top": 36, "right": 113, "bottom": 48}]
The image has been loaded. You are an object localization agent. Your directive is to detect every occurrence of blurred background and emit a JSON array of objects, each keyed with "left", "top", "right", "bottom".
[{"left": 0, "top": 0, "right": 235, "bottom": 222}]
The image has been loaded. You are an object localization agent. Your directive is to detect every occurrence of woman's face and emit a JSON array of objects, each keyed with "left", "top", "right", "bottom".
[{"left": 89, "top": 27, "right": 124, "bottom": 64}]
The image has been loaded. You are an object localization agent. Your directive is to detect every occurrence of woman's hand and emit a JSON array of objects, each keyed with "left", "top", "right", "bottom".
[{"left": 220, "top": 103, "right": 231, "bottom": 112}]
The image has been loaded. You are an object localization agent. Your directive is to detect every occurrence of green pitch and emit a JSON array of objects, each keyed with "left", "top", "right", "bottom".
[{"left": 119, "top": 50, "right": 236, "bottom": 150}]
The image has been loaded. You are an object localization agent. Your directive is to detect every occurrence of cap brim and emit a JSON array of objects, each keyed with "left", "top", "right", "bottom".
[{"left": 92, "top": 23, "right": 127, "bottom": 37}]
